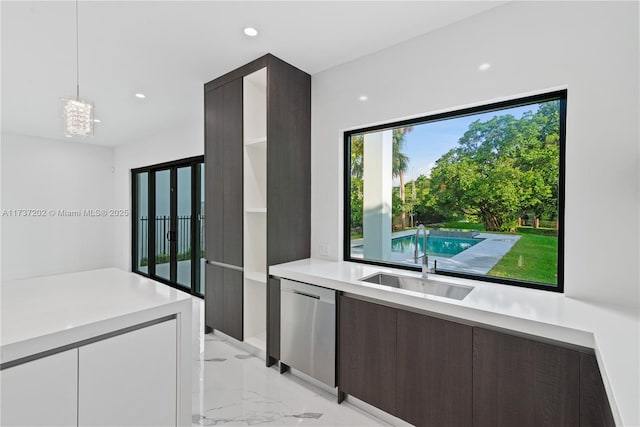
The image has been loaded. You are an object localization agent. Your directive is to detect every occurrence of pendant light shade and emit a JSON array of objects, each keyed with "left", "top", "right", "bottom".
[
  {"left": 63, "top": 0, "right": 94, "bottom": 137},
  {"left": 64, "top": 98, "right": 94, "bottom": 137}
]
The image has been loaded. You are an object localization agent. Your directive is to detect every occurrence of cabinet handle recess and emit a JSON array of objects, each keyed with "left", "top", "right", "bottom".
[
  {"left": 293, "top": 290, "right": 320, "bottom": 300},
  {"left": 205, "top": 260, "right": 244, "bottom": 271}
]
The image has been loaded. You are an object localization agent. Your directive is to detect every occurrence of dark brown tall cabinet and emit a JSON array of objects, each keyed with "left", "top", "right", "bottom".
[
  {"left": 204, "top": 55, "right": 310, "bottom": 349},
  {"left": 204, "top": 79, "right": 244, "bottom": 340}
]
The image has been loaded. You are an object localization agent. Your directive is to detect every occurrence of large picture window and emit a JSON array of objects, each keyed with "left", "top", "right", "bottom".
[{"left": 344, "top": 91, "right": 566, "bottom": 291}]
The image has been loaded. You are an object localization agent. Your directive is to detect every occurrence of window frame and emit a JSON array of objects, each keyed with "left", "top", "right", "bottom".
[
  {"left": 131, "top": 155, "right": 205, "bottom": 298},
  {"left": 343, "top": 90, "right": 567, "bottom": 293}
]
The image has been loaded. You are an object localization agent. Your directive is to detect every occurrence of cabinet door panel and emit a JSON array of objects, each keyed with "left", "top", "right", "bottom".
[
  {"left": 267, "top": 277, "right": 281, "bottom": 362},
  {"left": 204, "top": 86, "right": 225, "bottom": 264},
  {"left": 1, "top": 349, "right": 78, "bottom": 427},
  {"left": 397, "top": 311, "right": 472, "bottom": 427},
  {"left": 473, "top": 328, "right": 579, "bottom": 427},
  {"left": 205, "top": 263, "right": 225, "bottom": 331},
  {"left": 223, "top": 268, "right": 244, "bottom": 341},
  {"left": 266, "top": 57, "right": 311, "bottom": 266},
  {"left": 79, "top": 320, "right": 177, "bottom": 427},
  {"left": 580, "top": 353, "right": 615, "bottom": 427},
  {"left": 221, "top": 79, "right": 243, "bottom": 267},
  {"left": 338, "top": 295, "right": 397, "bottom": 415}
]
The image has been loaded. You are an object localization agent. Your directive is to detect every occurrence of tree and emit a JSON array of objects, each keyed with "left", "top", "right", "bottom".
[
  {"left": 429, "top": 102, "right": 560, "bottom": 231},
  {"left": 350, "top": 176, "right": 364, "bottom": 231},
  {"left": 392, "top": 127, "right": 412, "bottom": 228},
  {"left": 350, "top": 134, "right": 364, "bottom": 179},
  {"left": 349, "top": 135, "right": 364, "bottom": 231},
  {"left": 350, "top": 130, "right": 413, "bottom": 231}
]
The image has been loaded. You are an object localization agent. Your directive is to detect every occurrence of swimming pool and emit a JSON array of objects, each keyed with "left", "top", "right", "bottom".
[{"left": 391, "top": 234, "right": 482, "bottom": 258}]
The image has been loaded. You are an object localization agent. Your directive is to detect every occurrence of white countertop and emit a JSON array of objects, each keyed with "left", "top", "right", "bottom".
[
  {"left": 270, "top": 258, "right": 640, "bottom": 427},
  {"left": 1, "top": 268, "right": 193, "bottom": 365}
]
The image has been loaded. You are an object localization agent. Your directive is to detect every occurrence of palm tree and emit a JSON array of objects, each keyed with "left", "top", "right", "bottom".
[
  {"left": 350, "top": 134, "right": 364, "bottom": 178},
  {"left": 351, "top": 130, "right": 412, "bottom": 229},
  {"left": 393, "top": 127, "right": 412, "bottom": 228}
]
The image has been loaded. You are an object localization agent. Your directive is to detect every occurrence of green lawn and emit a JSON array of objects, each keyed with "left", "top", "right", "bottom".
[{"left": 489, "top": 233, "right": 558, "bottom": 285}]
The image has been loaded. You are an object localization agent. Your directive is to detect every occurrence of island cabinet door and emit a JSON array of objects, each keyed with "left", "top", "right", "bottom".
[
  {"left": 473, "top": 327, "right": 580, "bottom": 427},
  {"left": 1, "top": 349, "right": 78, "bottom": 426},
  {"left": 78, "top": 319, "right": 178, "bottom": 427},
  {"left": 338, "top": 295, "right": 397, "bottom": 415},
  {"left": 396, "top": 310, "right": 473, "bottom": 427}
]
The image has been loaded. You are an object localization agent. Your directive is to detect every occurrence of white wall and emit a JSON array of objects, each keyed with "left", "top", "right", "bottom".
[
  {"left": 1, "top": 115, "right": 202, "bottom": 279},
  {"left": 111, "top": 120, "right": 203, "bottom": 272},
  {"left": 311, "top": 1, "right": 639, "bottom": 308},
  {"left": 1, "top": 133, "right": 115, "bottom": 280}
]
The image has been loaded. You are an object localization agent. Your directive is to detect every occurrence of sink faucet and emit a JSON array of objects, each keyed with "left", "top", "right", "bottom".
[{"left": 414, "top": 225, "right": 430, "bottom": 278}]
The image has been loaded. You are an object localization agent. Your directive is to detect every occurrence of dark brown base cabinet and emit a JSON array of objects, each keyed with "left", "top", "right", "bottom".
[
  {"left": 338, "top": 296, "right": 397, "bottom": 415},
  {"left": 205, "top": 264, "right": 243, "bottom": 340},
  {"left": 266, "top": 277, "right": 281, "bottom": 365},
  {"left": 338, "top": 296, "right": 472, "bottom": 426},
  {"left": 397, "top": 311, "right": 472, "bottom": 427},
  {"left": 337, "top": 295, "right": 615, "bottom": 427},
  {"left": 473, "top": 327, "right": 580, "bottom": 427},
  {"left": 580, "top": 353, "right": 616, "bottom": 427}
]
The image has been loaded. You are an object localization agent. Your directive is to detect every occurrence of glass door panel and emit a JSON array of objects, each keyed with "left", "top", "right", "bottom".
[
  {"left": 135, "top": 172, "right": 149, "bottom": 273},
  {"left": 176, "top": 167, "right": 192, "bottom": 288},
  {"left": 154, "top": 169, "right": 172, "bottom": 281},
  {"left": 198, "top": 163, "right": 205, "bottom": 295}
]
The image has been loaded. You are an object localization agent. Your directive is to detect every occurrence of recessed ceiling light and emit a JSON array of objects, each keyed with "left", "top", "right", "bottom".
[
  {"left": 135, "top": 93, "right": 146, "bottom": 99},
  {"left": 478, "top": 63, "right": 491, "bottom": 71},
  {"left": 65, "top": 135, "right": 73, "bottom": 138},
  {"left": 243, "top": 27, "right": 258, "bottom": 37},
  {"left": 93, "top": 119, "right": 101, "bottom": 123},
  {"left": 359, "top": 95, "right": 368, "bottom": 101}
]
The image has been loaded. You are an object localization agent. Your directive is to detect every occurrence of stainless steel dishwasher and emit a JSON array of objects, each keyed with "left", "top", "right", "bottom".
[{"left": 280, "top": 279, "right": 336, "bottom": 387}]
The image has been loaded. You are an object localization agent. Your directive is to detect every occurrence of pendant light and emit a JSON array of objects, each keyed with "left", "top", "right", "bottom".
[{"left": 63, "top": 0, "right": 93, "bottom": 137}]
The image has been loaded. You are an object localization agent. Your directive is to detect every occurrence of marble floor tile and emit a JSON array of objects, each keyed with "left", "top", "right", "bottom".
[{"left": 190, "top": 298, "right": 388, "bottom": 426}]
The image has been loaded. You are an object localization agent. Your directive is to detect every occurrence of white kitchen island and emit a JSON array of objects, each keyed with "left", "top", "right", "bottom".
[{"left": 1, "top": 268, "right": 193, "bottom": 427}]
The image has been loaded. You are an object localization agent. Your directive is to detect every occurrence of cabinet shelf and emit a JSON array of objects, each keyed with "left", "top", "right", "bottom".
[
  {"left": 245, "top": 136, "right": 266, "bottom": 148},
  {"left": 244, "top": 332, "right": 266, "bottom": 352},
  {"left": 245, "top": 271, "right": 267, "bottom": 284},
  {"left": 245, "top": 208, "right": 267, "bottom": 214}
]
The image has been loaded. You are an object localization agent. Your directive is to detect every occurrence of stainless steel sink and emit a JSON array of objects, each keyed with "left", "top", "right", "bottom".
[{"left": 359, "top": 273, "right": 473, "bottom": 300}]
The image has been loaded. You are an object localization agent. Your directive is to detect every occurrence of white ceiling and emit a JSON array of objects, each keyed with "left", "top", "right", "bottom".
[{"left": 1, "top": 1, "right": 505, "bottom": 146}]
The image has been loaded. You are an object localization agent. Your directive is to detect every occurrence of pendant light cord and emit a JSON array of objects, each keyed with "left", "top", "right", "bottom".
[{"left": 75, "top": 0, "right": 80, "bottom": 100}]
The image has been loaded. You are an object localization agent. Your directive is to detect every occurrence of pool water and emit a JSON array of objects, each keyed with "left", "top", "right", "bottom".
[{"left": 391, "top": 234, "right": 482, "bottom": 258}]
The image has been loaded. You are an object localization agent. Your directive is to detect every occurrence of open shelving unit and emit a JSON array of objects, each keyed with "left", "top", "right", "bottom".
[
  {"left": 245, "top": 208, "right": 267, "bottom": 214},
  {"left": 243, "top": 68, "right": 267, "bottom": 352}
]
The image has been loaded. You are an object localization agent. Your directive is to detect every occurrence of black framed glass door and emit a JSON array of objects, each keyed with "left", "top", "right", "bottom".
[
  {"left": 132, "top": 156, "right": 205, "bottom": 297},
  {"left": 154, "top": 168, "right": 173, "bottom": 282}
]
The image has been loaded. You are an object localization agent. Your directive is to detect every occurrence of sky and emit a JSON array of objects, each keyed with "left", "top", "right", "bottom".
[{"left": 398, "top": 103, "right": 542, "bottom": 182}]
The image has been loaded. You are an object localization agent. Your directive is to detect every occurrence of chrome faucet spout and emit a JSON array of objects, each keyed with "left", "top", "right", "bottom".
[{"left": 414, "top": 224, "right": 430, "bottom": 278}]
